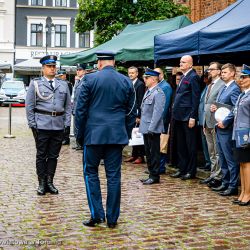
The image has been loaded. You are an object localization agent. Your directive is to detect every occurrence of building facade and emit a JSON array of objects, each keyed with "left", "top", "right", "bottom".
[
  {"left": 15, "top": 0, "right": 93, "bottom": 82},
  {"left": 174, "top": 0, "right": 236, "bottom": 22}
]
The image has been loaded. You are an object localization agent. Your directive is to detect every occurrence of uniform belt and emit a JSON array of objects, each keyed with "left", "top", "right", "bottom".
[{"left": 34, "top": 109, "right": 64, "bottom": 117}]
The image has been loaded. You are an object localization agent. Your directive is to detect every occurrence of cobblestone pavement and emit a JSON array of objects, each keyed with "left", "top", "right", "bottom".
[{"left": 0, "top": 107, "right": 250, "bottom": 250}]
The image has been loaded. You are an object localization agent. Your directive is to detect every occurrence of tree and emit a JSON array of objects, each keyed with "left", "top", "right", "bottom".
[{"left": 75, "top": 0, "right": 189, "bottom": 46}]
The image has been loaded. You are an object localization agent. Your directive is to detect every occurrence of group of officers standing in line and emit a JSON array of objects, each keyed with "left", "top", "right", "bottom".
[{"left": 25, "top": 51, "right": 250, "bottom": 229}]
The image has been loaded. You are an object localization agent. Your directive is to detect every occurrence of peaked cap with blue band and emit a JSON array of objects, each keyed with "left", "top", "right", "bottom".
[
  {"left": 57, "top": 69, "right": 66, "bottom": 75},
  {"left": 241, "top": 64, "right": 250, "bottom": 76},
  {"left": 96, "top": 50, "right": 116, "bottom": 60},
  {"left": 75, "top": 63, "right": 87, "bottom": 70},
  {"left": 143, "top": 68, "right": 160, "bottom": 77},
  {"left": 40, "top": 55, "right": 57, "bottom": 65}
]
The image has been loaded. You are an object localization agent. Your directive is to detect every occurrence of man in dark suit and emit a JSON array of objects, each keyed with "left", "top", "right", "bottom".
[
  {"left": 75, "top": 51, "right": 136, "bottom": 228},
  {"left": 124, "top": 66, "right": 145, "bottom": 164},
  {"left": 210, "top": 63, "right": 241, "bottom": 196},
  {"left": 170, "top": 55, "right": 201, "bottom": 180}
]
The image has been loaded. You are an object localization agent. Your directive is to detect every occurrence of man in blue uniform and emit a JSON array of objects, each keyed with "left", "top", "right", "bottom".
[
  {"left": 75, "top": 51, "right": 136, "bottom": 228},
  {"left": 26, "top": 55, "right": 71, "bottom": 195}
]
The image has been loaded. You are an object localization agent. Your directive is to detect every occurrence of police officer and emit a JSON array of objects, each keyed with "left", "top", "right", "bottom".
[
  {"left": 72, "top": 63, "right": 87, "bottom": 150},
  {"left": 57, "top": 69, "right": 73, "bottom": 145},
  {"left": 139, "top": 68, "right": 165, "bottom": 185},
  {"left": 75, "top": 50, "right": 136, "bottom": 228},
  {"left": 26, "top": 55, "right": 71, "bottom": 195}
]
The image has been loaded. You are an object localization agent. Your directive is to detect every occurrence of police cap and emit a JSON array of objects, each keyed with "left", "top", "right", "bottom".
[
  {"left": 143, "top": 68, "right": 160, "bottom": 77},
  {"left": 57, "top": 69, "right": 66, "bottom": 75},
  {"left": 241, "top": 64, "right": 250, "bottom": 76},
  {"left": 96, "top": 50, "right": 116, "bottom": 60},
  {"left": 76, "top": 63, "right": 87, "bottom": 70},
  {"left": 40, "top": 55, "right": 57, "bottom": 65}
]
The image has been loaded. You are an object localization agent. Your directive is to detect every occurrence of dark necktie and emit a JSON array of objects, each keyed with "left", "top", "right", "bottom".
[
  {"left": 206, "top": 82, "right": 214, "bottom": 101},
  {"left": 49, "top": 80, "right": 54, "bottom": 90}
]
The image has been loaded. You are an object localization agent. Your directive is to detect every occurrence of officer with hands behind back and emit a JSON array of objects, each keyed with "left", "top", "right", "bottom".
[{"left": 26, "top": 55, "right": 71, "bottom": 196}]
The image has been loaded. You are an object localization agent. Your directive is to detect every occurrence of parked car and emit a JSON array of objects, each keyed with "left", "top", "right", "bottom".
[{"left": 0, "top": 80, "right": 26, "bottom": 106}]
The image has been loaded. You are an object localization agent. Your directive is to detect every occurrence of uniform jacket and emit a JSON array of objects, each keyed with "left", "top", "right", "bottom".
[
  {"left": 216, "top": 80, "right": 241, "bottom": 130},
  {"left": 158, "top": 79, "right": 173, "bottom": 132},
  {"left": 139, "top": 85, "right": 165, "bottom": 134},
  {"left": 75, "top": 66, "right": 136, "bottom": 145},
  {"left": 232, "top": 90, "right": 250, "bottom": 139},
  {"left": 172, "top": 69, "right": 201, "bottom": 121},
  {"left": 133, "top": 78, "right": 145, "bottom": 118},
  {"left": 203, "top": 78, "right": 225, "bottom": 128},
  {"left": 26, "top": 77, "right": 71, "bottom": 130},
  {"left": 72, "top": 78, "right": 84, "bottom": 115}
]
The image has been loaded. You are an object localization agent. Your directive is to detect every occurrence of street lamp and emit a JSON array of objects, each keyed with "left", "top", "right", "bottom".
[{"left": 45, "top": 22, "right": 55, "bottom": 55}]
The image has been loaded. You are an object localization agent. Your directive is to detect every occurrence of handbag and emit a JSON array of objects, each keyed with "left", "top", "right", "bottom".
[
  {"left": 128, "top": 127, "right": 144, "bottom": 146},
  {"left": 235, "top": 128, "right": 250, "bottom": 148},
  {"left": 160, "top": 133, "right": 170, "bottom": 154}
]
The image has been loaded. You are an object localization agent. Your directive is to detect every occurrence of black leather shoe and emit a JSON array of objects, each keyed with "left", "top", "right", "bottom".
[
  {"left": 140, "top": 178, "right": 148, "bottom": 183},
  {"left": 212, "top": 184, "right": 227, "bottom": 192},
  {"left": 107, "top": 222, "right": 117, "bottom": 228},
  {"left": 207, "top": 179, "right": 221, "bottom": 188},
  {"left": 37, "top": 178, "right": 46, "bottom": 195},
  {"left": 83, "top": 218, "right": 106, "bottom": 227},
  {"left": 181, "top": 173, "right": 195, "bottom": 180},
  {"left": 62, "top": 140, "right": 70, "bottom": 145},
  {"left": 143, "top": 178, "right": 160, "bottom": 185},
  {"left": 47, "top": 176, "right": 58, "bottom": 194},
  {"left": 219, "top": 188, "right": 238, "bottom": 196},
  {"left": 199, "top": 176, "right": 213, "bottom": 184},
  {"left": 238, "top": 200, "right": 250, "bottom": 206},
  {"left": 232, "top": 199, "right": 241, "bottom": 204},
  {"left": 170, "top": 171, "right": 182, "bottom": 178}
]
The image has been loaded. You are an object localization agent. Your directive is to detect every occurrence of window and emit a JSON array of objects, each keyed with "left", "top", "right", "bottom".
[
  {"left": 79, "top": 32, "right": 90, "bottom": 48},
  {"left": 55, "top": 25, "right": 67, "bottom": 47},
  {"left": 30, "top": 24, "right": 43, "bottom": 46},
  {"left": 55, "top": 0, "right": 67, "bottom": 7},
  {"left": 31, "top": 0, "right": 43, "bottom": 5}
]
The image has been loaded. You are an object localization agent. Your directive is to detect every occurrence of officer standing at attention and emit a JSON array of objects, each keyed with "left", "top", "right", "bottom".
[
  {"left": 57, "top": 69, "right": 73, "bottom": 145},
  {"left": 75, "top": 50, "right": 136, "bottom": 228},
  {"left": 26, "top": 55, "right": 71, "bottom": 195}
]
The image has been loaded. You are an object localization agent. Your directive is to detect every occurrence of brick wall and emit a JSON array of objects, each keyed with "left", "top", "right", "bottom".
[{"left": 174, "top": 0, "right": 237, "bottom": 22}]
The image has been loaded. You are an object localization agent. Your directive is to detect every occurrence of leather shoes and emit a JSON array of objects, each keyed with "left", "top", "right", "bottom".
[
  {"left": 140, "top": 177, "right": 148, "bottom": 183},
  {"left": 124, "top": 157, "right": 136, "bottom": 162},
  {"left": 133, "top": 157, "right": 145, "bottom": 164},
  {"left": 62, "top": 140, "right": 70, "bottom": 145},
  {"left": 107, "top": 222, "right": 117, "bottom": 228},
  {"left": 199, "top": 176, "right": 213, "bottom": 184},
  {"left": 181, "top": 173, "right": 194, "bottom": 180},
  {"left": 83, "top": 217, "right": 106, "bottom": 227},
  {"left": 232, "top": 198, "right": 241, "bottom": 204},
  {"left": 238, "top": 200, "right": 250, "bottom": 206},
  {"left": 142, "top": 178, "right": 159, "bottom": 185},
  {"left": 212, "top": 184, "right": 228, "bottom": 192},
  {"left": 207, "top": 179, "right": 221, "bottom": 188},
  {"left": 170, "top": 171, "right": 182, "bottom": 178},
  {"left": 219, "top": 188, "right": 238, "bottom": 196}
]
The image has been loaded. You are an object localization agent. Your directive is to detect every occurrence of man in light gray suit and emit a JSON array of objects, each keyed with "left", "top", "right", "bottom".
[
  {"left": 139, "top": 68, "right": 165, "bottom": 185},
  {"left": 202, "top": 62, "right": 225, "bottom": 187}
]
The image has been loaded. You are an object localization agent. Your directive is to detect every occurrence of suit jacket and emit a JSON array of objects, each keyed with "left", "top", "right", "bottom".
[
  {"left": 158, "top": 79, "right": 173, "bottom": 132},
  {"left": 203, "top": 78, "right": 225, "bottom": 128},
  {"left": 232, "top": 90, "right": 250, "bottom": 139},
  {"left": 139, "top": 85, "right": 165, "bottom": 134},
  {"left": 26, "top": 77, "right": 71, "bottom": 130},
  {"left": 133, "top": 78, "right": 145, "bottom": 118},
  {"left": 75, "top": 66, "right": 136, "bottom": 145},
  {"left": 172, "top": 69, "right": 201, "bottom": 121},
  {"left": 216, "top": 80, "right": 241, "bottom": 130}
]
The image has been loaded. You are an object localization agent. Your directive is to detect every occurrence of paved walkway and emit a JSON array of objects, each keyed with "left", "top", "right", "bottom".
[{"left": 0, "top": 107, "right": 249, "bottom": 250}]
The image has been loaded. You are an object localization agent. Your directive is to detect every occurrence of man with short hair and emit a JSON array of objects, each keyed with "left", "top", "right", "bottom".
[
  {"left": 125, "top": 66, "right": 145, "bottom": 164},
  {"left": 200, "top": 62, "right": 225, "bottom": 187},
  {"left": 210, "top": 63, "right": 241, "bottom": 196},
  {"left": 75, "top": 51, "right": 136, "bottom": 228},
  {"left": 139, "top": 68, "right": 165, "bottom": 185},
  {"left": 26, "top": 55, "right": 71, "bottom": 195},
  {"left": 170, "top": 55, "right": 201, "bottom": 180}
]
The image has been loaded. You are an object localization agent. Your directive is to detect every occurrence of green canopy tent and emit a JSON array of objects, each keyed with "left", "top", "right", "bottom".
[{"left": 60, "top": 15, "right": 192, "bottom": 66}]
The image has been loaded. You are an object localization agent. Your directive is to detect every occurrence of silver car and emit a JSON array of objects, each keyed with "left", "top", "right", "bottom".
[{"left": 0, "top": 80, "right": 26, "bottom": 105}]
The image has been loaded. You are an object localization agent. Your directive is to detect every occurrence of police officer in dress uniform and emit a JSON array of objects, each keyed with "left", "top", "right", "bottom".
[
  {"left": 26, "top": 55, "right": 71, "bottom": 195},
  {"left": 75, "top": 50, "right": 136, "bottom": 228},
  {"left": 57, "top": 69, "right": 73, "bottom": 145}
]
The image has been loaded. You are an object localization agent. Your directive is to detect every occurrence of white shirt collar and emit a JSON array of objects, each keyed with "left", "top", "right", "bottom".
[
  {"left": 245, "top": 88, "right": 250, "bottom": 94},
  {"left": 132, "top": 78, "right": 138, "bottom": 85},
  {"left": 183, "top": 68, "right": 193, "bottom": 76},
  {"left": 225, "top": 80, "right": 234, "bottom": 88},
  {"left": 213, "top": 77, "right": 220, "bottom": 84}
]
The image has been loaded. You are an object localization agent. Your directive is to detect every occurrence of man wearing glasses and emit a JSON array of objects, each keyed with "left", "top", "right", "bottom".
[{"left": 200, "top": 62, "right": 225, "bottom": 188}]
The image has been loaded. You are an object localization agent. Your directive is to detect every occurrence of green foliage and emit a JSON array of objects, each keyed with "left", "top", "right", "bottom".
[{"left": 75, "top": 0, "right": 189, "bottom": 46}]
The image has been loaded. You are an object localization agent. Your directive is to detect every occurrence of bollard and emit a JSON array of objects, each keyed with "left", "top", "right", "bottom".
[{"left": 4, "top": 103, "right": 16, "bottom": 138}]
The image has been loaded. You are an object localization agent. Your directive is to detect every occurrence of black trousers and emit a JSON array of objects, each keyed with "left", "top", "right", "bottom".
[
  {"left": 34, "top": 129, "right": 64, "bottom": 179},
  {"left": 175, "top": 120, "right": 197, "bottom": 176},
  {"left": 143, "top": 133, "right": 161, "bottom": 181},
  {"left": 132, "top": 145, "right": 145, "bottom": 158}
]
